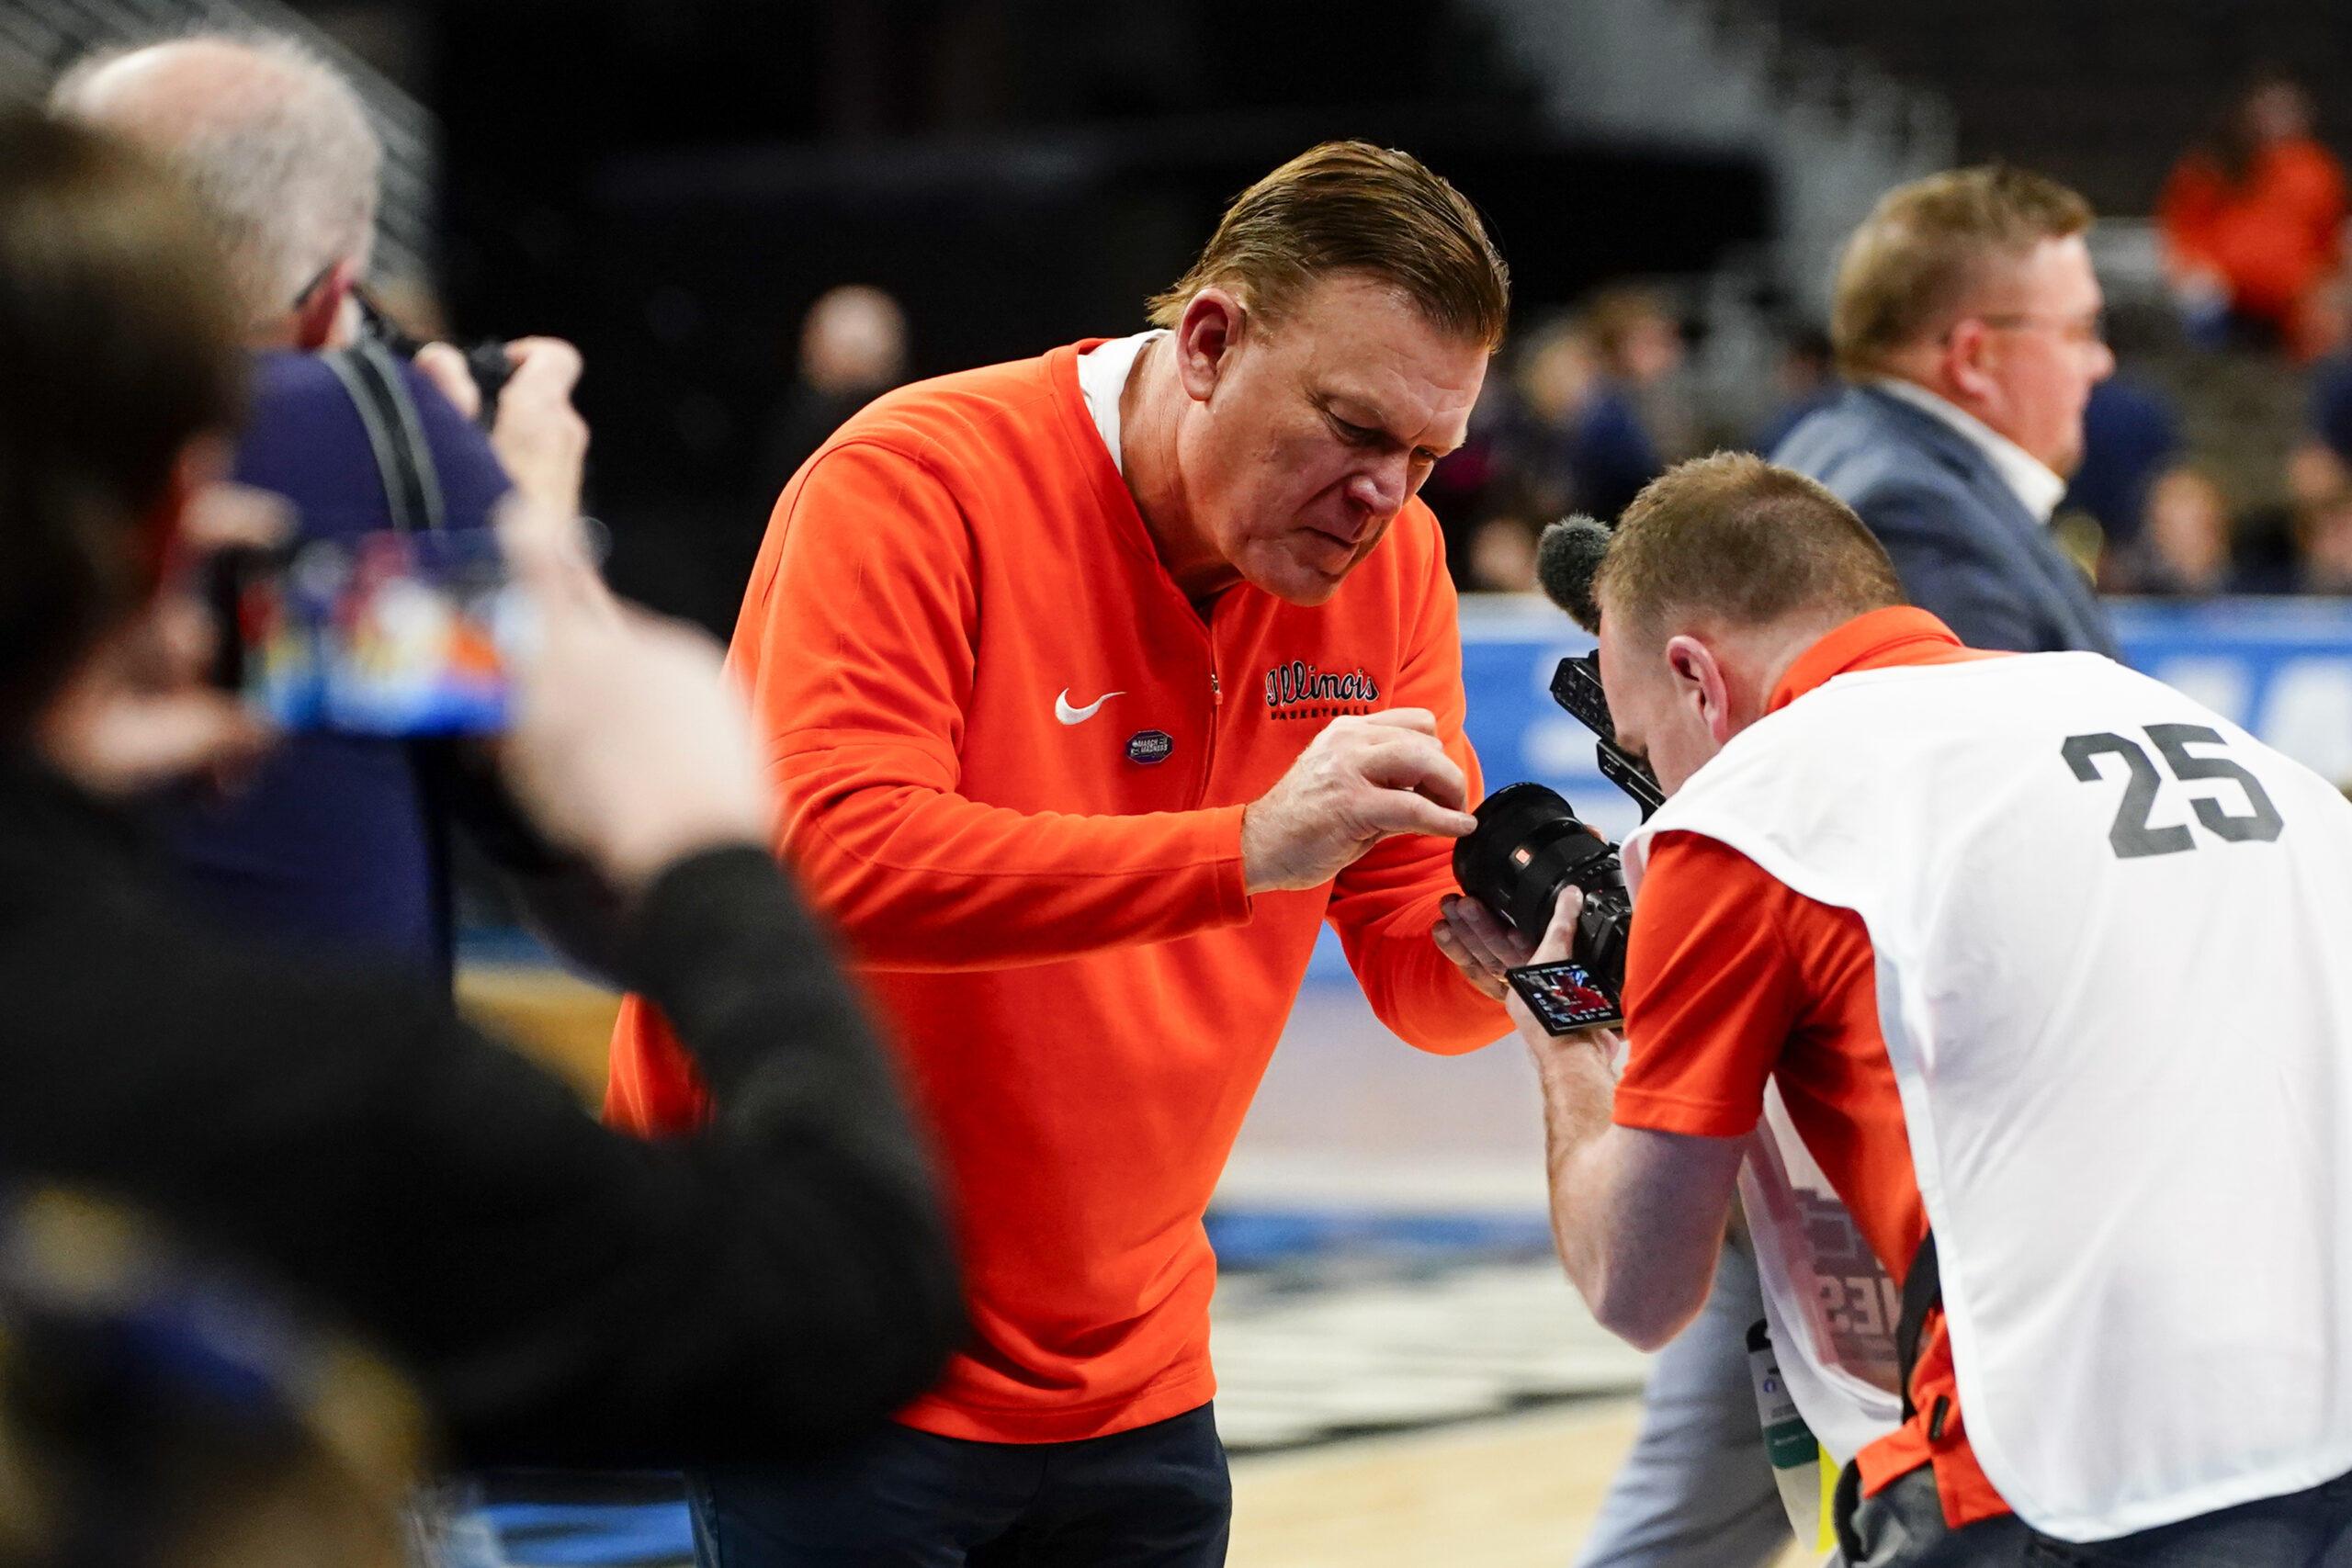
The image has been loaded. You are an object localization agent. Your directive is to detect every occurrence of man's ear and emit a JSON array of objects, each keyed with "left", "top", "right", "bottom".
[
  {"left": 290, "top": 257, "right": 362, "bottom": 352},
  {"left": 1663, "top": 634, "right": 1737, "bottom": 744},
  {"left": 1174, "top": 288, "right": 1248, "bottom": 403},
  {"left": 1941, "top": 317, "right": 2001, "bottom": 410}
]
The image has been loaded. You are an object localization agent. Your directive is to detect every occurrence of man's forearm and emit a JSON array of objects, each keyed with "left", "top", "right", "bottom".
[
  {"left": 784, "top": 780, "right": 1252, "bottom": 969},
  {"left": 1529, "top": 1035, "right": 1743, "bottom": 1352},
  {"left": 1531, "top": 1035, "right": 1625, "bottom": 1304}
]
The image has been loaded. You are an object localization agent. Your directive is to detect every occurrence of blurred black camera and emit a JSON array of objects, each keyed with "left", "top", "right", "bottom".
[
  {"left": 1453, "top": 651, "right": 1663, "bottom": 1020},
  {"left": 355, "top": 285, "right": 514, "bottom": 430}
]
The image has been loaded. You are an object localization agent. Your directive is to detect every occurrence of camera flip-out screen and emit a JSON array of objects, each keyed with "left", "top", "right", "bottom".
[{"left": 1506, "top": 960, "right": 1623, "bottom": 1034}]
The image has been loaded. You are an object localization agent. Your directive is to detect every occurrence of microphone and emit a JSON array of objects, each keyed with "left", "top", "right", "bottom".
[{"left": 1535, "top": 514, "right": 1611, "bottom": 633}]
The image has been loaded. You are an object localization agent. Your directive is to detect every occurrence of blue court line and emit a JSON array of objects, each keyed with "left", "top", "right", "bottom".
[
  {"left": 1204, "top": 1208, "right": 1554, "bottom": 1270},
  {"left": 484, "top": 1502, "right": 693, "bottom": 1567}
]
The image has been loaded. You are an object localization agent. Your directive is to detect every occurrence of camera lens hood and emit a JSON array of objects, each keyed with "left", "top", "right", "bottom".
[{"left": 1453, "top": 782, "right": 1617, "bottom": 941}]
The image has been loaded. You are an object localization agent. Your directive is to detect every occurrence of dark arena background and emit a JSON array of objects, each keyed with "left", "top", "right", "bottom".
[{"left": 11, "top": 1, "right": 2352, "bottom": 1562}]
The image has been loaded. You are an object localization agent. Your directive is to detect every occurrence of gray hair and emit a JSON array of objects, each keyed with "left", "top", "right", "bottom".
[{"left": 50, "top": 34, "right": 382, "bottom": 328}]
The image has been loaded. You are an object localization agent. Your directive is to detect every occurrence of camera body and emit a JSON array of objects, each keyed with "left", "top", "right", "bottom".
[
  {"left": 1453, "top": 650, "right": 1658, "bottom": 1011},
  {"left": 355, "top": 287, "right": 514, "bottom": 430}
]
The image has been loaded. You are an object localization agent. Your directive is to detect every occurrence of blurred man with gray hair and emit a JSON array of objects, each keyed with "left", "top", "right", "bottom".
[
  {"left": 52, "top": 34, "right": 382, "bottom": 351},
  {"left": 52, "top": 34, "right": 594, "bottom": 983}
]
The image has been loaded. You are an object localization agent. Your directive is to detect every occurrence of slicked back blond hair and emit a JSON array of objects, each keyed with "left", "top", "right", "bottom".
[
  {"left": 1148, "top": 141, "right": 1510, "bottom": 349},
  {"left": 1830, "top": 164, "right": 2093, "bottom": 380},
  {"left": 1594, "top": 452, "right": 1905, "bottom": 646}
]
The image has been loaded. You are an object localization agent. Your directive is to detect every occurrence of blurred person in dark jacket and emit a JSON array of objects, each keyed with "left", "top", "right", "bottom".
[
  {"left": 2107, "top": 467, "right": 2239, "bottom": 595},
  {"left": 2060, "top": 376, "right": 2178, "bottom": 568},
  {"left": 1750, "top": 324, "right": 1838, "bottom": 456},
  {"left": 51, "top": 35, "right": 596, "bottom": 987},
  {"left": 2299, "top": 348, "right": 2352, "bottom": 506},
  {"left": 0, "top": 107, "right": 959, "bottom": 1548},
  {"left": 1587, "top": 285, "right": 1692, "bottom": 470},
  {"left": 2159, "top": 71, "right": 2349, "bottom": 358},
  {"left": 754, "top": 285, "right": 910, "bottom": 505},
  {"left": 1490, "top": 307, "right": 1666, "bottom": 525}
]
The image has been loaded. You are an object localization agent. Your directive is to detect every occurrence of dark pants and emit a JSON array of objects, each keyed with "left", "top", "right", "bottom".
[
  {"left": 1843, "top": 1462, "right": 2352, "bottom": 1568},
  {"left": 688, "top": 1404, "right": 1229, "bottom": 1568}
]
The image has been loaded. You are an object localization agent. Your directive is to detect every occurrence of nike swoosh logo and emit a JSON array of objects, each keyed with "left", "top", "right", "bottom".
[{"left": 1055, "top": 688, "right": 1123, "bottom": 725}]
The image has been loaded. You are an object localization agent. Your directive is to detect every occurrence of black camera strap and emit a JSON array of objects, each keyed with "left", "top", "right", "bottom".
[
  {"left": 322, "top": 337, "right": 445, "bottom": 534},
  {"left": 1894, "top": 1229, "right": 1941, "bottom": 1425},
  {"left": 321, "top": 337, "right": 545, "bottom": 983}
]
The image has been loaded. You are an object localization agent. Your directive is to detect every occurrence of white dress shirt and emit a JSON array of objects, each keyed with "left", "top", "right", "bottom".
[
  {"left": 1076, "top": 330, "right": 1165, "bottom": 479},
  {"left": 1872, "top": 377, "right": 2067, "bottom": 524}
]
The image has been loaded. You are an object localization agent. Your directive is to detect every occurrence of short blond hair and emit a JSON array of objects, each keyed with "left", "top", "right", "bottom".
[
  {"left": 1829, "top": 164, "right": 2092, "bottom": 380},
  {"left": 1594, "top": 453, "right": 1905, "bottom": 645},
  {"left": 1148, "top": 141, "right": 1510, "bottom": 349}
]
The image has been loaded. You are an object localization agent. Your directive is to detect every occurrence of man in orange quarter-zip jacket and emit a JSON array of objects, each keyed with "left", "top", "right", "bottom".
[{"left": 607, "top": 141, "right": 1519, "bottom": 1565}]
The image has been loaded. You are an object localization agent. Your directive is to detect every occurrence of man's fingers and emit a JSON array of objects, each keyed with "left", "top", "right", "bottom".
[
  {"left": 1531, "top": 885, "right": 1587, "bottom": 966},
  {"left": 1357, "top": 789, "right": 1477, "bottom": 841},
  {"left": 1431, "top": 914, "right": 1509, "bottom": 1000},
  {"left": 178, "top": 482, "right": 291, "bottom": 552},
  {"left": 413, "top": 343, "right": 481, "bottom": 421},
  {"left": 497, "top": 496, "right": 614, "bottom": 625},
  {"left": 1358, "top": 707, "right": 1440, "bottom": 736},
  {"left": 502, "top": 336, "right": 585, "bottom": 399},
  {"left": 40, "top": 690, "right": 270, "bottom": 797},
  {"left": 1442, "top": 893, "right": 1533, "bottom": 970},
  {"left": 1354, "top": 734, "right": 1469, "bottom": 812}
]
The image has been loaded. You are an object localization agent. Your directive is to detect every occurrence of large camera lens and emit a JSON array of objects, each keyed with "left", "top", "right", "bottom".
[{"left": 1453, "top": 783, "right": 1634, "bottom": 999}]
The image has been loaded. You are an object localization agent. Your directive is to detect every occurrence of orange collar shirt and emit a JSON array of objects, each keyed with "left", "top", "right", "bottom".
[
  {"left": 1614, "top": 607, "right": 2015, "bottom": 1529},
  {"left": 606, "top": 341, "right": 1508, "bottom": 1443}
]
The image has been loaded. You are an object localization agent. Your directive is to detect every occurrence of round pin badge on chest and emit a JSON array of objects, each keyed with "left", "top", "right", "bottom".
[{"left": 1125, "top": 729, "right": 1174, "bottom": 766}]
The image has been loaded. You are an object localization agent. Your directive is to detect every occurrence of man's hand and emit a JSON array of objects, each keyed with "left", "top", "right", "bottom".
[
  {"left": 1432, "top": 893, "right": 1532, "bottom": 1000},
  {"left": 495, "top": 498, "right": 772, "bottom": 896},
  {"left": 1503, "top": 885, "right": 1620, "bottom": 1065},
  {"left": 37, "top": 474, "right": 287, "bottom": 797},
  {"left": 417, "top": 335, "right": 589, "bottom": 518},
  {"left": 1240, "top": 709, "right": 1477, "bottom": 894}
]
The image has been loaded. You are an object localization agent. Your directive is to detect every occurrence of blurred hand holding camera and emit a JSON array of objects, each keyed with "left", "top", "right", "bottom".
[
  {"left": 417, "top": 335, "right": 588, "bottom": 518},
  {"left": 493, "top": 498, "right": 772, "bottom": 896},
  {"left": 1238, "top": 707, "right": 1477, "bottom": 894},
  {"left": 38, "top": 464, "right": 288, "bottom": 797}
]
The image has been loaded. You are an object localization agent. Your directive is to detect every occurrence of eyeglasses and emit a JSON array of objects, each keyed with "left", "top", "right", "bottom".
[
  {"left": 288, "top": 265, "right": 426, "bottom": 358},
  {"left": 289, "top": 263, "right": 336, "bottom": 311},
  {"left": 1957, "top": 310, "right": 2109, "bottom": 347}
]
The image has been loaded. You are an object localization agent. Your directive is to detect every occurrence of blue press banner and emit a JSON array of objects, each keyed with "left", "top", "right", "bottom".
[{"left": 1453, "top": 594, "right": 2352, "bottom": 848}]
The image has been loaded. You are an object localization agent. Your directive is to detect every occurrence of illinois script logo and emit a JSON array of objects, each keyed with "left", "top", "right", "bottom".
[{"left": 1262, "top": 659, "right": 1381, "bottom": 721}]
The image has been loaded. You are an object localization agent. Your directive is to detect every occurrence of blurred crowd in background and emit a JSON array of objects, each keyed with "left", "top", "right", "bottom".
[
  {"left": 733, "top": 69, "right": 2352, "bottom": 611},
  {"left": 1423, "top": 70, "right": 2352, "bottom": 601}
]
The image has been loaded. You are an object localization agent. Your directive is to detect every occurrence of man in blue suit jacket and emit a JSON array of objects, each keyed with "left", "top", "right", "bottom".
[
  {"left": 1578, "top": 164, "right": 2117, "bottom": 1568},
  {"left": 1775, "top": 167, "right": 2117, "bottom": 658},
  {"left": 1772, "top": 384, "right": 2115, "bottom": 654}
]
